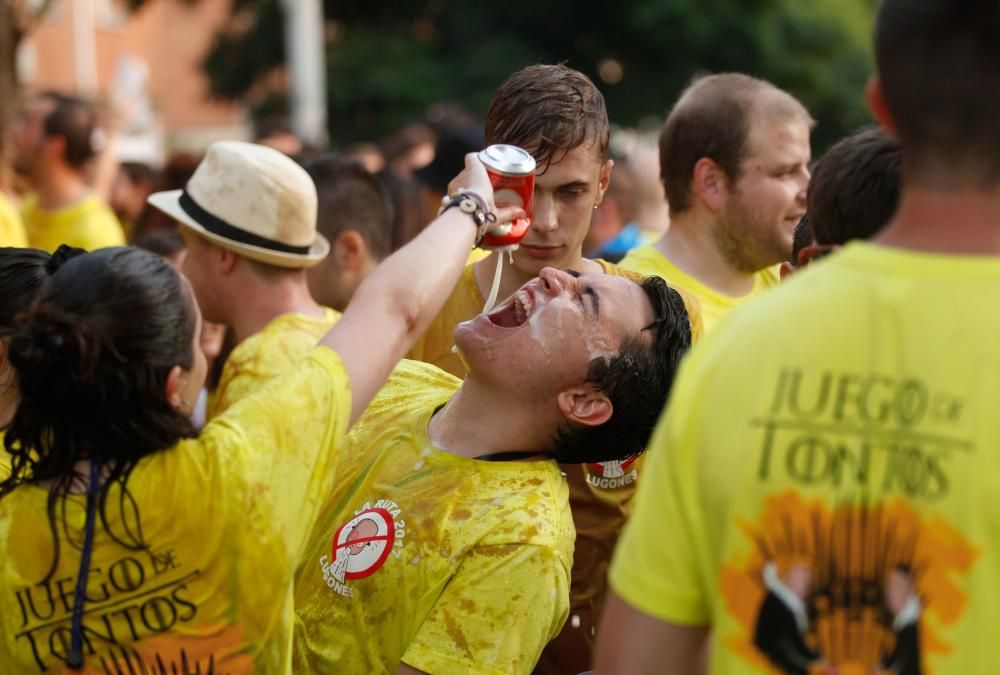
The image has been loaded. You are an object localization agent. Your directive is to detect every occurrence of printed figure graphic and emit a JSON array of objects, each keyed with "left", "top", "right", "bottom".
[
  {"left": 331, "top": 517, "right": 380, "bottom": 583},
  {"left": 753, "top": 562, "right": 824, "bottom": 675},
  {"left": 881, "top": 566, "right": 922, "bottom": 675},
  {"left": 720, "top": 493, "right": 977, "bottom": 675},
  {"left": 328, "top": 507, "right": 398, "bottom": 585}
]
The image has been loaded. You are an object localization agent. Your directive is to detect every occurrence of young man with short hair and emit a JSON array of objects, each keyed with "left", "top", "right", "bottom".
[
  {"left": 405, "top": 63, "right": 703, "bottom": 674},
  {"left": 306, "top": 155, "right": 395, "bottom": 312},
  {"left": 148, "top": 141, "right": 339, "bottom": 419},
  {"left": 620, "top": 73, "right": 812, "bottom": 333},
  {"left": 294, "top": 266, "right": 692, "bottom": 674},
  {"left": 781, "top": 127, "right": 902, "bottom": 277},
  {"left": 597, "top": 2, "right": 1000, "bottom": 673},
  {"left": 14, "top": 92, "right": 125, "bottom": 252}
]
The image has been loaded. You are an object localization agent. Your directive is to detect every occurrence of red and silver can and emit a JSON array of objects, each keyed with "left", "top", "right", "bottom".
[{"left": 478, "top": 144, "right": 536, "bottom": 249}]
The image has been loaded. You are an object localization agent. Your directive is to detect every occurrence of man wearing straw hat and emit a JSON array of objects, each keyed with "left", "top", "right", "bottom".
[{"left": 148, "top": 141, "right": 339, "bottom": 419}]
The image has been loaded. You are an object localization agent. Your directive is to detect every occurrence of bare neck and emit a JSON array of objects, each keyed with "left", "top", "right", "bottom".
[
  {"left": 33, "top": 163, "right": 90, "bottom": 211},
  {"left": 874, "top": 185, "right": 1000, "bottom": 255},
  {"left": 427, "top": 380, "right": 555, "bottom": 461},
  {"left": 226, "top": 272, "right": 326, "bottom": 345},
  {"left": 473, "top": 250, "right": 603, "bottom": 302},
  {"left": 656, "top": 211, "right": 757, "bottom": 296}
]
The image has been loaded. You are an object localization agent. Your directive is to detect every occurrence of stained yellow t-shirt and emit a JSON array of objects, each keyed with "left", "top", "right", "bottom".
[
  {"left": 208, "top": 308, "right": 340, "bottom": 420},
  {"left": 22, "top": 194, "right": 125, "bottom": 253},
  {"left": 612, "top": 242, "right": 996, "bottom": 674},
  {"left": 0, "top": 194, "right": 26, "bottom": 247},
  {"left": 619, "top": 242, "right": 777, "bottom": 334},
  {"left": 0, "top": 347, "right": 352, "bottom": 673},
  {"left": 293, "top": 359, "right": 574, "bottom": 675},
  {"left": 405, "top": 254, "right": 703, "bottom": 673}
]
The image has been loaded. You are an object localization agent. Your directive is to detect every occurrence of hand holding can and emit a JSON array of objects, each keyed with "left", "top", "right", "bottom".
[{"left": 476, "top": 145, "right": 536, "bottom": 250}]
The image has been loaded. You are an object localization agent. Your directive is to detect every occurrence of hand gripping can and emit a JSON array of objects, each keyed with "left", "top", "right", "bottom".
[{"left": 478, "top": 144, "right": 536, "bottom": 250}]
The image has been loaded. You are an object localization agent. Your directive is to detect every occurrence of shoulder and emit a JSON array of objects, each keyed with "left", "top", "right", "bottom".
[{"left": 474, "top": 462, "right": 573, "bottom": 559}]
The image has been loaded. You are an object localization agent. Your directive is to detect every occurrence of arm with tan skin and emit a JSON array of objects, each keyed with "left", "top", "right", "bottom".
[
  {"left": 320, "top": 154, "right": 525, "bottom": 424},
  {"left": 395, "top": 664, "right": 426, "bottom": 675},
  {"left": 595, "top": 591, "right": 709, "bottom": 675}
]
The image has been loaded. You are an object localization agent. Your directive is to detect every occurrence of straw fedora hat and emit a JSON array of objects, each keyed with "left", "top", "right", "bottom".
[{"left": 147, "top": 141, "right": 329, "bottom": 268}]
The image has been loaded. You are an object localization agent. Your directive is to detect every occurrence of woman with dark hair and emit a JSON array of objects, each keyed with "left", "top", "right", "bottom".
[
  {"left": 0, "top": 245, "right": 84, "bottom": 470},
  {"left": 0, "top": 157, "right": 525, "bottom": 672}
]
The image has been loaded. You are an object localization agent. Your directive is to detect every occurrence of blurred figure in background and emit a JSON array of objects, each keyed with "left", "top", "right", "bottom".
[
  {"left": 378, "top": 121, "right": 435, "bottom": 248},
  {"left": 13, "top": 92, "right": 125, "bottom": 252},
  {"left": 585, "top": 153, "right": 646, "bottom": 263},
  {"left": 414, "top": 124, "right": 485, "bottom": 234},
  {"left": 306, "top": 156, "right": 394, "bottom": 312},
  {"left": 110, "top": 160, "right": 158, "bottom": 238}
]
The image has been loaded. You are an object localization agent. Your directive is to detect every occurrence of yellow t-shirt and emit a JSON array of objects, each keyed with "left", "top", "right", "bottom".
[
  {"left": 22, "top": 194, "right": 125, "bottom": 253},
  {"left": 405, "top": 255, "right": 703, "bottom": 674},
  {"left": 612, "top": 242, "right": 996, "bottom": 674},
  {"left": 0, "top": 194, "right": 26, "bottom": 247},
  {"left": 619, "top": 242, "right": 778, "bottom": 334},
  {"left": 0, "top": 348, "right": 352, "bottom": 673},
  {"left": 407, "top": 258, "right": 660, "bottom": 379},
  {"left": 207, "top": 308, "right": 340, "bottom": 420},
  {"left": 0, "top": 431, "right": 9, "bottom": 480},
  {"left": 293, "top": 359, "right": 574, "bottom": 675}
]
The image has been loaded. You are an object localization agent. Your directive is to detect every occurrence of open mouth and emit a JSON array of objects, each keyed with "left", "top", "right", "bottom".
[{"left": 486, "top": 289, "right": 534, "bottom": 328}]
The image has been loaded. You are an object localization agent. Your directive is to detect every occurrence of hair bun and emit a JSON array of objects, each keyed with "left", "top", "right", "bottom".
[
  {"left": 47, "top": 245, "right": 86, "bottom": 275},
  {"left": 8, "top": 306, "right": 97, "bottom": 390}
]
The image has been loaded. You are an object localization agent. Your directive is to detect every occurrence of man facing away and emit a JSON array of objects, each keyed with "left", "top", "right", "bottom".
[
  {"left": 147, "top": 141, "right": 339, "bottom": 420},
  {"left": 597, "top": 1, "right": 1000, "bottom": 673},
  {"left": 619, "top": 73, "right": 812, "bottom": 334},
  {"left": 13, "top": 92, "right": 125, "bottom": 252}
]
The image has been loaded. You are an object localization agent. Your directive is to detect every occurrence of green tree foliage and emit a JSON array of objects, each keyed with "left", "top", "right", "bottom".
[{"left": 201, "top": 0, "right": 876, "bottom": 149}]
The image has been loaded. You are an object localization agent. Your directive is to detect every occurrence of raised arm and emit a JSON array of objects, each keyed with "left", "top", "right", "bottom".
[{"left": 320, "top": 154, "right": 524, "bottom": 424}]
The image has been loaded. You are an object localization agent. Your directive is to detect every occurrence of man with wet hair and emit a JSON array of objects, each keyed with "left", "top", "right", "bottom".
[
  {"left": 294, "top": 265, "right": 692, "bottom": 674},
  {"left": 405, "top": 63, "right": 702, "bottom": 674},
  {"left": 621, "top": 73, "right": 812, "bottom": 333},
  {"left": 597, "top": 1, "right": 1000, "bottom": 673}
]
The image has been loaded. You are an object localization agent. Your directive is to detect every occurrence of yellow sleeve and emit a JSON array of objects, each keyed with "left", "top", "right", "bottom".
[
  {"left": 73, "top": 207, "right": 126, "bottom": 251},
  {"left": 209, "top": 346, "right": 352, "bottom": 560},
  {"left": 208, "top": 354, "right": 257, "bottom": 420},
  {"left": 402, "top": 544, "right": 570, "bottom": 675},
  {"left": 608, "top": 349, "right": 712, "bottom": 626},
  {"left": 0, "top": 199, "right": 26, "bottom": 247}
]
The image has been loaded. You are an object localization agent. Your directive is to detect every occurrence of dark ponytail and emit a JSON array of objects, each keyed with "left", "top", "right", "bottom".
[
  {"left": 1, "top": 246, "right": 199, "bottom": 578},
  {"left": 0, "top": 245, "right": 84, "bottom": 332}
]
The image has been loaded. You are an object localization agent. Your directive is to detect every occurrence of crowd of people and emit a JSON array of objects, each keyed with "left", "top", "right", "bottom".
[{"left": 0, "top": 0, "right": 997, "bottom": 673}]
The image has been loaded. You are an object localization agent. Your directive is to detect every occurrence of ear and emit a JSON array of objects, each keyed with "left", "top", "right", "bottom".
[
  {"left": 797, "top": 243, "right": 839, "bottom": 268},
  {"left": 594, "top": 159, "right": 614, "bottom": 207},
  {"left": 779, "top": 261, "right": 796, "bottom": 280},
  {"left": 334, "top": 230, "right": 368, "bottom": 273},
  {"left": 692, "top": 157, "right": 727, "bottom": 212},
  {"left": 557, "top": 385, "right": 613, "bottom": 428},
  {"left": 44, "top": 135, "right": 67, "bottom": 162},
  {"left": 866, "top": 77, "right": 897, "bottom": 135},
  {"left": 165, "top": 365, "right": 185, "bottom": 412},
  {"left": 218, "top": 246, "right": 239, "bottom": 275}
]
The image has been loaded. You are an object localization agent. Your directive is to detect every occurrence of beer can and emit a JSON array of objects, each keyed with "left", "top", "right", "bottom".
[{"left": 478, "top": 144, "right": 536, "bottom": 249}]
